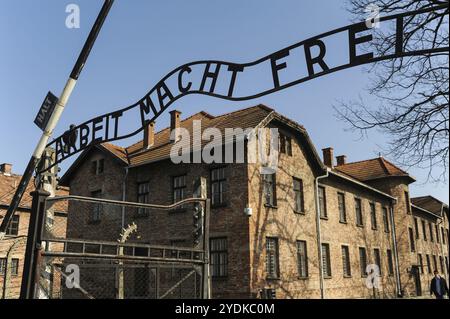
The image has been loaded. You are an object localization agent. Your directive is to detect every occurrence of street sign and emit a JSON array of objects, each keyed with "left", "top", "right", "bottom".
[{"left": 34, "top": 92, "right": 58, "bottom": 131}]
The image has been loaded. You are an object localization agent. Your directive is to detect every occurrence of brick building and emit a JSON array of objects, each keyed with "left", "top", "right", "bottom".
[
  {"left": 0, "top": 163, "right": 68, "bottom": 299},
  {"left": 60, "top": 104, "right": 449, "bottom": 299}
]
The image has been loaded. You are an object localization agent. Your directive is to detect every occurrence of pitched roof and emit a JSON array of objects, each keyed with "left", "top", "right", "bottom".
[
  {"left": 334, "top": 157, "right": 415, "bottom": 183},
  {"left": 0, "top": 173, "right": 69, "bottom": 212},
  {"left": 412, "top": 196, "right": 448, "bottom": 217},
  {"left": 126, "top": 104, "right": 275, "bottom": 167}
]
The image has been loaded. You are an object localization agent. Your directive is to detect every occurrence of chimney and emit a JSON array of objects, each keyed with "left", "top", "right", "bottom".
[
  {"left": 143, "top": 121, "right": 155, "bottom": 149},
  {"left": 0, "top": 163, "right": 12, "bottom": 176},
  {"left": 336, "top": 155, "right": 347, "bottom": 166},
  {"left": 322, "top": 148, "right": 334, "bottom": 168},
  {"left": 170, "top": 110, "right": 181, "bottom": 142}
]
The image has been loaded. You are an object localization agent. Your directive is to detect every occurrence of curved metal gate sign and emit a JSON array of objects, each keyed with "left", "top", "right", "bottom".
[{"left": 48, "top": 5, "right": 448, "bottom": 168}]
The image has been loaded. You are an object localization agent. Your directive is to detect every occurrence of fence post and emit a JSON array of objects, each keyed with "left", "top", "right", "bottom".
[
  {"left": 203, "top": 199, "right": 211, "bottom": 299},
  {"left": 20, "top": 189, "right": 50, "bottom": 299}
]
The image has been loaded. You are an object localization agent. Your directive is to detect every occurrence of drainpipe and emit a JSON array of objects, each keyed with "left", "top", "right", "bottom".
[
  {"left": 437, "top": 205, "right": 448, "bottom": 285},
  {"left": 389, "top": 202, "right": 402, "bottom": 297},
  {"left": 314, "top": 167, "right": 329, "bottom": 299}
]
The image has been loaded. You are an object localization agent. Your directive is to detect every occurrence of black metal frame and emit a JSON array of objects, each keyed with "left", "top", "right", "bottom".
[{"left": 44, "top": 4, "right": 449, "bottom": 170}]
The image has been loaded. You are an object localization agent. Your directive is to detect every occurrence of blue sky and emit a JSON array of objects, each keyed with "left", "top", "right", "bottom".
[{"left": 0, "top": 0, "right": 448, "bottom": 203}]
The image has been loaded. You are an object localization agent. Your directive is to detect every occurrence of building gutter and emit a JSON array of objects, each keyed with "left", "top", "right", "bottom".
[{"left": 315, "top": 167, "right": 329, "bottom": 299}]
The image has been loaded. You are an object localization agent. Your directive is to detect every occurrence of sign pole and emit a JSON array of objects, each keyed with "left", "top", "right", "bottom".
[{"left": 0, "top": 0, "right": 114, "bottom": 239}]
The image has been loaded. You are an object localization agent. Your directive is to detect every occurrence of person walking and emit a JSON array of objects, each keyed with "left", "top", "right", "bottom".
[{"left": 430, "top": 270, "right": 449, "bottom": 299}]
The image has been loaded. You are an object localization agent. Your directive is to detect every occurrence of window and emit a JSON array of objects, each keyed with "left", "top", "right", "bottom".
[
  {"left": 293, "top": 178, "right": 304, "bottom": 213},
  {"left": 297, "top": 241, "right": 308, "bottom": 278},
  {"left": 426, "top": 255, "right": 432, "bottom": 274},
  {"left": 370, "top": 203, "right": 377, "bottom": 230},
  {"left": 279, "top": 133, "right": 292, "bottom": 156},
  {"left": 341, "top": 246, "right": 351, "bottom": 277},
  {"left": 442, "top": 227, "right": 446, "bottom": 245},
  {"left": 439, "top": 256, "right": 445, "bottom": 274},
  {"left": 338, "top": 193, "right": 347, "bottom": 223},
  {"left": 414, "top": 218, "right": 419, "bottom": 239},
  {"left": 90, "top": 190, "right": 102, "bottom": 222},
  {"left": 92, "top": 159, "right": 104, "bottom": 175},
  {"left": 0, "top": 258, "right": 6, "bottom": 275},
  {"left": 318, "top": 186, "right": 327, "bottom": 219},
  {"left": 210, "top": 238, "right": 228, "bottom": 278},
  {"left": 429, "top": 223, "right": 434, "bottom": 242},
  {"left": 387, "top": 250, "right": 394, "bottom": 276},
  {"left": 359, "top": 247, "right": 368, "bottom": 277},
  {"left": 6, "top": 215, "right": 19, "bottom": 236},
  {"left": 436, "top": 225, "right": 440, "bottom": 243},
  {"left": 321, "top": 243, "right": 332, "bottom": 278},
  {"left": 409, "top": 228, "right": 415, "bottom": 252},
  {"left": 263, "top": 174, "right": 277, "bottom": 207},
  {"left": 355, "top": 198, "right": 363, "bottom": 226},
  {"left": 422, "top": 220, "right": 427, "bottom": 241},
  {"left": 173, "top": 175, "right": 187, "bottom": 203},
  {"left": 374, "top": 249, "right": 382, "bottom": 275},
  {"left": 445, "top": 257, "right": 449, "bottom": 274},
  {"left": 211, "top": 167, "right": 226, "bottom": 206},
  {"left": 382, "top": 207, "right": 389, "bottom": 233},
  {"left": 405, "top": 191, "right": 411, "bottom": 214},
  {"left": 137, "top": 182, "right": 150, "bottom": 216},
  {"left": 418, "top": 254, "right": 424, "bottom": 274},
  {"left": 432, "top": 255, "right": 438, "bottom": 272},
  {"left": 266, "top": 237, "right": 279, "bottom": 278},
  {"left": 10, "top": 259, "right": 19, "bottom": 276}
]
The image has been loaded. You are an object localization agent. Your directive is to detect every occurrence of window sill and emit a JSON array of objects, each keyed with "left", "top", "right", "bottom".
[
  {"left": 356, "top": 224, "right": 364, "bottom": 228},
  {"left": 372, "top": 228, "right": 378, "bottom": 231},
  {"left": 323, "top": 276, "right": 332, "bottom": 280},
  {"left": 264, "top": 204, "right": 278, "bottom": 210},
  {"left": 339, "top": 221, "right": 348, "bottom": 225},
  {"left": 343, "top": 275, "right": 352, "bottom": 278},
  {"left": 320, "top": 217, "right": 329, "bottom": 221},
  {"left": 293, "top": 210, "right": 305, "bottom": 215},
  {"left": 266, "top": 276, "right": 281, "bottom": 281}
]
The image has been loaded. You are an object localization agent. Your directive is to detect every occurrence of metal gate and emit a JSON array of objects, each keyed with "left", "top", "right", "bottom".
[{"left": 28, "top": 191, "right": 210, "bottom": 299}]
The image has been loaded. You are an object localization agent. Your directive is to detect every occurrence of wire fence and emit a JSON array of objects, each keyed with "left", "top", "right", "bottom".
[{"left": 35, "top": 195, "right": 209, "bottom": 299}]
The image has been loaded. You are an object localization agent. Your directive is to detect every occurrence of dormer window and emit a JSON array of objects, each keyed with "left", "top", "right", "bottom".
[{"left": 92, "top": 159, "right": 105, "bottom": 175}]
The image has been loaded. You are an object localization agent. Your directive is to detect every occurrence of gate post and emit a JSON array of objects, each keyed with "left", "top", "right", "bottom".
[{"left": 20, "top": 189, "right": 50, "bottom": 299}]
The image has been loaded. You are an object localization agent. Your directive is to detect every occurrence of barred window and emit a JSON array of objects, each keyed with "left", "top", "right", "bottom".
[
  {"left": 370, "top": 203, "right": 377, "bottom": 230},
  {"left": 10, "top": 259, "right": 19, "bottom": 276},
  {"left": 405, "top": 191, "right": 411, "bottom": 214},
  {"left": 92, "top": 159, "right": 104, "bottom": 175},
  {"left": 266, "top": 237, "right": 279, "bottom": 278},
  {"left": 422, "top": 220, "right": 427, "bottom": 241},
  {"left": 426, "top": 255, "right": 432, "bottom": 273},
  {"left": 387, "top": 249, "right": 394, "bottom": 276},
  {"left": 341, "top": 245, "right": 351, "bottom": 277},
  {"left": 429, "top": 223, "right": 434, "bottom": 242},
  {"left": 297, "top": 241, "right": 308, "bottom": 278},
  {"left": 442, "top": 227, "right": 446, "bottom": 245},
  {"left": 374, "top": 249, "right": 382, "bottom": 275},
  {"left": 439, "top": 256, "right": 444, "bottom": 274},
  {"left": 359, "top": 247, "right": 367, "bottom": 277},
  {"left": 382, "top": 207, "right": 389, "bottom": 233},
  {"left": 173, "top": 175, "right": 187, "bottom": 203},
  {"left": 293, "top": 178, "right": 304, "bottom": 213},
  {"left": 6, "top": 215, "right": 20, "bottom": 236},
  {"left": 318, "top": 186, "right": 327, "bottom": 219},
  {"left": 263, "top": 174, "right": 277, "bottom": 207},
  {"left": 436, "top": 225, "right": 440, "bottom": 243},
  {"left": 355, "top": 198, "right": 363, "bottom": 226},
  {"left": 0, "top": 258, "right": 6, "bottom": 275},
  {"left": 321, "top": 243, "right": 331, "bottom": 278},
  {"left": 211, "top": 167, "right": 226, "bottom": 206},
  {"left": 414, "top": 218, "right": 420, "bottom": 239},
  {"left": 137, "top": 182, "right": 150, "bottom": 216},
  {"left": 409, "top": 227, "right": 415, "bottom": 252},
  {"left": 210, "top": 238, "right": 228, "bottom": 278},
  {"left": 432, "top": 255, "right": 438, "bottom": 272},
  {"left": 418, "top": 254, "right": 424, "bottom": 274},
  {"left": 338, "top": 193, "right": 346, "bottom": 223}
]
